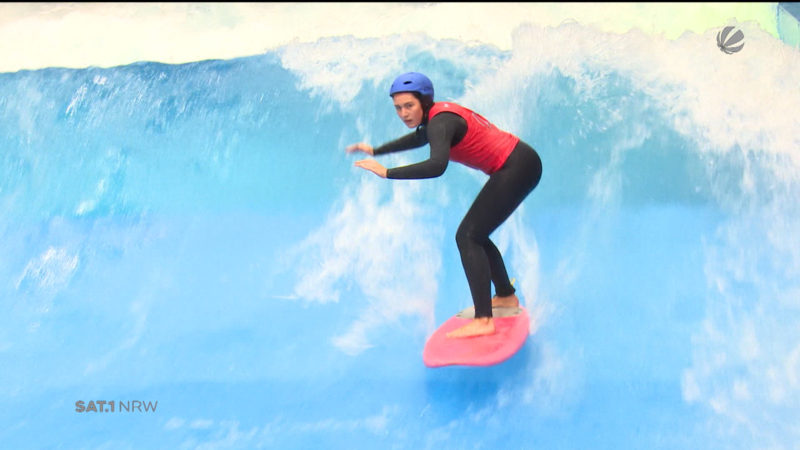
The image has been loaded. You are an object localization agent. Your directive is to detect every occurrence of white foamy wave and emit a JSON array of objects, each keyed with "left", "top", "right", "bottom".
[
  {"left": 277, "top": 34, "right": 411, "bottom": 110},
  {"left": 289, "top": 173, "right": 443, "bottom": 355},
  {"left": 16, "top": 246, "right": 79, "bottom": 295},
  {"left": 278, "top": 33, "right": 507, "bottom": 111},
  {"left": 464, "top": 21, "right": 800, "bottom": 169}
]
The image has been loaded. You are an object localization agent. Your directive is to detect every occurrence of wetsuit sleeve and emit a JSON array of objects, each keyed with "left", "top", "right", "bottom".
[
  {"left": 372, "top": 127, "right": 429, "bottom": 155},
  {"left": 386, "top": 112, "right": 465, "bottom": 180}
]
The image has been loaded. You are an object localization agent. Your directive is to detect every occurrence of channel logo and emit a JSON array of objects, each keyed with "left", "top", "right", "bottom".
[
  {"left": 75, "top": 400, "right": 158, "bottom": 413},
  {"left": 717, "top": 26, "right": 745, "bottom": 54}
]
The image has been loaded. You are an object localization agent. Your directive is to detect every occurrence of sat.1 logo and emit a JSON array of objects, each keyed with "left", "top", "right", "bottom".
[{"left": 717, "top": 26, "right": 745, "bottom": 54}]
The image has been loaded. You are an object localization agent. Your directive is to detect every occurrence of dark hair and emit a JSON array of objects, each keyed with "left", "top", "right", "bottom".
[{"left": 412, "top": 92, "right": 435, "bottom": 125}]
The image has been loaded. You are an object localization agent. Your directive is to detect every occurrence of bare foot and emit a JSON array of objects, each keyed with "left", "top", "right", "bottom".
[
  {"left": 446, "top": 317, "right": 496, "bottom": 338},
  {"left": 492, "top": 293, "right": 520, "bottom": 309}
]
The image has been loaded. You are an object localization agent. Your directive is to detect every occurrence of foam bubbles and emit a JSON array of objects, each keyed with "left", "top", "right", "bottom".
[
  {"left": 289, "top": 174, "right": 442, "bottom": 355},
  {"left": 16, "top": 246, "right": 79, "bottom": 294}
]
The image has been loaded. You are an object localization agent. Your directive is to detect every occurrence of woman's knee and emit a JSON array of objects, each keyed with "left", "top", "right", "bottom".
[{"left": 455, "top": 222, "right": 486, "bottom": 250}]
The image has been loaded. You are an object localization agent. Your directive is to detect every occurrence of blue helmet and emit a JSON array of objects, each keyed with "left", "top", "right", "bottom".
[{"left": 389, "top": 72, "right": 434, "bottom": 100}]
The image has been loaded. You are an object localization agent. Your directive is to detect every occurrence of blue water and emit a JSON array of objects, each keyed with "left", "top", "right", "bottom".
[{"left": 2, "top": 22, "right": 800, "bottom": 449}]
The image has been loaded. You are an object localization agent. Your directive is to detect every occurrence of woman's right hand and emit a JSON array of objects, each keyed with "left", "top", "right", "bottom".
[{"left": 346, "top": 142, "right": 374, "bottom": 156}]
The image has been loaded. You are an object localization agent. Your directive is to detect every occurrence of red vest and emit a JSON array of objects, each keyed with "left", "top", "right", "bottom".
[{"left": 428, "top": 102, "right": 520, "bottom": 174}]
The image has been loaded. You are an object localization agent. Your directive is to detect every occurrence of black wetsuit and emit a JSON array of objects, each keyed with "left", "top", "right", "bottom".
[{"left": 374, "top": 112, "right": 542, "bottom": 318}]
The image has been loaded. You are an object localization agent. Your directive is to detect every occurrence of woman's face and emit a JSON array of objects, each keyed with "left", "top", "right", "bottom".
[{"left": 392, "top": 92, "right": 424, "bottom": 128}]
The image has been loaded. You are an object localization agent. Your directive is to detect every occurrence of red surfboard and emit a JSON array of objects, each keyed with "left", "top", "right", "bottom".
[{"left": 423, "top": 306, "right": 530, "bottom": 368}]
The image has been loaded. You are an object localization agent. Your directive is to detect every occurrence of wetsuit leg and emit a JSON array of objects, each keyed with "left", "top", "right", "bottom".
[
  {"left": 485, "top": 239, "right": 515, "bottom": 297},
  {"left": 455, "top": 141, "right": 542, "bottom": 318}
]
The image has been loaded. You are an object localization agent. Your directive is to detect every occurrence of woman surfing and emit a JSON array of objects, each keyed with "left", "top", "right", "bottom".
[{"left": 347, "top": 72, "right": 542, "bottom": 338}]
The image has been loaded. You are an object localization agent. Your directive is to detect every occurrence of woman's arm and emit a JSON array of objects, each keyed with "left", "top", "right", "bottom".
[
  {"left": 384, "top": 112, "right": 465, "bottom": 179},
  {"left": 346, "top": 126, "right": 427, "bottom": 158},
  {"left": 372, "top": 127, "right": 429, "bottom": 156}
]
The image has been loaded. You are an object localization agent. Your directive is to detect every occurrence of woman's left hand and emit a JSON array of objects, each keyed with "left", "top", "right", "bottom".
[{"left": 354, "top": 159, "right": 388, "bottom": 178}]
